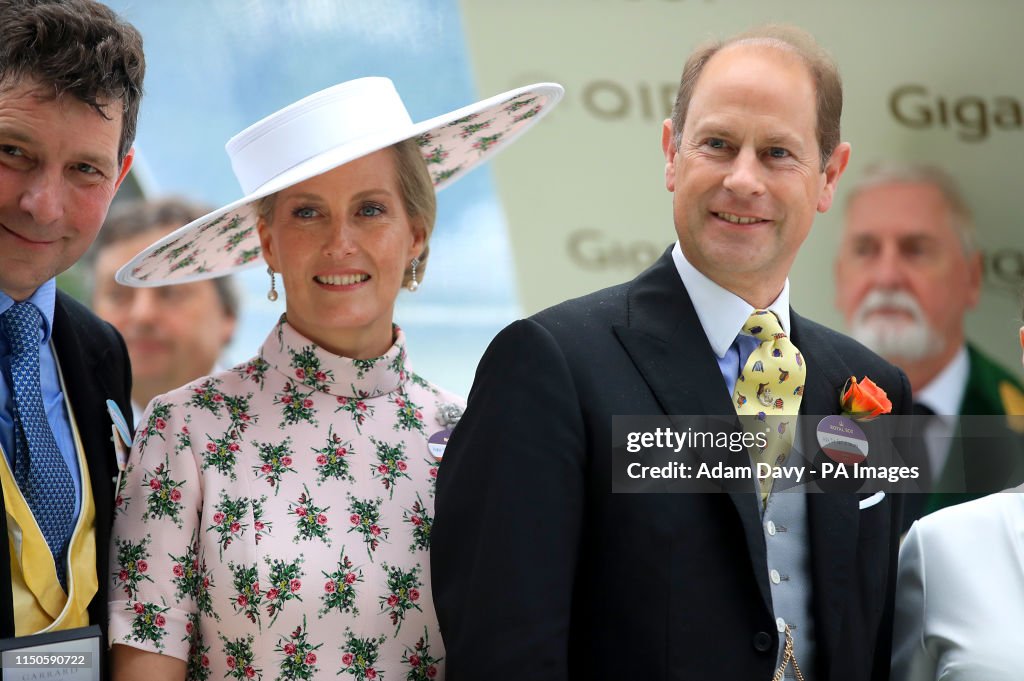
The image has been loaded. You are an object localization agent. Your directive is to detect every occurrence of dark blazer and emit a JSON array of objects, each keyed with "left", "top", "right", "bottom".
[
  {"left": 0, "top": 290, "right": 133, "bottom": 639},
  {"left": 432, "top": 250, "right": 911, "bottom": 681}
]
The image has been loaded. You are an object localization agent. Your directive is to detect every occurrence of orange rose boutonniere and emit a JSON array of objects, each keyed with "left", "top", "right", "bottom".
[{"left": 839, "top": 376, "right": 892, "bottom": 422}]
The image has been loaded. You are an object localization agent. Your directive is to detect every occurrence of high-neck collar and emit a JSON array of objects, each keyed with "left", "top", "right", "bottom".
[{"left": 260, "top": 316, "right": 409, "bottom": 399}]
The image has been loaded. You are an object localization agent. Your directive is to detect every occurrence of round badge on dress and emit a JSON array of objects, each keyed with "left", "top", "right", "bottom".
[
  {"left": 816, "top": 415, "right": 868, "bottom": 464},
  {"left": 428, "top": 428, "right": 452, "bottom": 461}
]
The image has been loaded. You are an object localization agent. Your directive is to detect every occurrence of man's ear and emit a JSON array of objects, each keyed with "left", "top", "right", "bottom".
[
  {"left": 114, "top": 147, "right": 135, "bottom": 189},
  {"left": 661, "top": 119, "right": 679, "bottom": 193},
  {"left": 817, "top": 142, "right": 851, "bottom": 213},
  {"left": 219, "top": 313, "right": 238, "bottom": 350},
  {"left": 965, "top": 250, "right": 983, "bottom": 309}
]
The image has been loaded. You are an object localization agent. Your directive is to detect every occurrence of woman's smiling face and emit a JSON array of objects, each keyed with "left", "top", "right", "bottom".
[{"left": 258, "top": 148, "right": 425, "bottom": 359}]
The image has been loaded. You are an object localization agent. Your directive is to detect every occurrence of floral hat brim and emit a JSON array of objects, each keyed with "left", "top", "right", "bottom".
[{"left": 116, "top": 83, "right": 563, "bottom": 287}]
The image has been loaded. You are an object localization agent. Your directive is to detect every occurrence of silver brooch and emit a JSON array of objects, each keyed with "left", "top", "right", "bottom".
[{"left": 436, "top": 403, "right": 463, "bottom": 427}]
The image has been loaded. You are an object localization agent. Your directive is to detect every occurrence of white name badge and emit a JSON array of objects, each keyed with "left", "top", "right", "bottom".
[{"left": 0, "top": 625, "right": 102, "bottom": 681}]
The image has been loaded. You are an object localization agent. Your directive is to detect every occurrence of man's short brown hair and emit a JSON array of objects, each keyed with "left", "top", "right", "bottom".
[
  {"left": 0, "top": 0, "right": 145, "bottom": 162},
  {"left": 669, "top": 24, "right": 842, "bottom": 168}
]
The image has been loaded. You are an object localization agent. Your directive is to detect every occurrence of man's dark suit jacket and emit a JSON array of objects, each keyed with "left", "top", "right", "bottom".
[
  {"left": 433, "top": 251, "right": 910, "bottom": 681},
  {"left": 0, "top": 290, "right": 133, "bottom": 638}
]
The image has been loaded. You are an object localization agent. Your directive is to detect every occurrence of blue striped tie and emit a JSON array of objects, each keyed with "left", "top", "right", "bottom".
[{"left": 2, "top": 302, "right": 75, "bottom": 588}]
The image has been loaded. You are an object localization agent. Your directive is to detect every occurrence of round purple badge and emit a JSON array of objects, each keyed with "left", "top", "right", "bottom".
[
  {"left": 815, "top": 415, "right": 868, "bottom": 464},
  {"left": 428, "top": 428, "right": 452, "bottom": 461}
]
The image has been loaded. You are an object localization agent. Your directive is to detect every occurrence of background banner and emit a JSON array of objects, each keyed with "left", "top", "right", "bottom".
[{"left": 460, "top": 0, "right": 1024, "bottom": 374}]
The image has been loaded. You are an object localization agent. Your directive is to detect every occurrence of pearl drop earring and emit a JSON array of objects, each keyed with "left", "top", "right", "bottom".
[
  {"left": 267, "top": 266, "right": 279, "bottom": 301},
  {"left": 407, "top": 258, "right": 420, "bottom": 292}
]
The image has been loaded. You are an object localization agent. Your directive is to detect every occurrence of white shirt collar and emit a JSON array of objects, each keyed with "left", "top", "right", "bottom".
[
  {"left": 916, "top": 345, "right": 969, "bottom": 418},
  {"left": 671, "top": 242, "right": 791, "bottom": 358}
]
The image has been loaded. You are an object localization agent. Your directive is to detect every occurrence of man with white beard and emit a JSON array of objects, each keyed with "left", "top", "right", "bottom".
[{"left": 835, "top": 161, "right": 1024, "bottom": 527}]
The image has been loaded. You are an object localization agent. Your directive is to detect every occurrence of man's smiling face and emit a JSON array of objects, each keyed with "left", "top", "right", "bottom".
[
  {"left": 663, "top": 43, "right": 847, "bottom": 302},
  {"left": 0, "top": 78, "right": 132, "bottom": 300}
]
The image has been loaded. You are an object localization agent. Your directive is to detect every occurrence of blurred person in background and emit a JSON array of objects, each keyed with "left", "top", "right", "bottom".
[
  {"left": 835, "top": 161, "right": 1024, "bottom": 527},
  {"left": 89, "top": 197, "right": 238, "bottom": 419}
]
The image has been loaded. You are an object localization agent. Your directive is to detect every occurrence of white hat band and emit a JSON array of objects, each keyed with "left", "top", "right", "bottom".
[{"left": 228, "top": 77, "right": 414, "bottom": 195}]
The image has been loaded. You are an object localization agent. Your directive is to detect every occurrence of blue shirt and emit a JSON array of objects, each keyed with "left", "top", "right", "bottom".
[{"left": 0, "top": 280, "right": 83, "bottom": 518}]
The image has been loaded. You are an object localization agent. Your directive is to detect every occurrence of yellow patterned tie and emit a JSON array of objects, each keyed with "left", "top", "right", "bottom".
[{"left": 733, "top": 310, "right": 806, "bottom": 506}]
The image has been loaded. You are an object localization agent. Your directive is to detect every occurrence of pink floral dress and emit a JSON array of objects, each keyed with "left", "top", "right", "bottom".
[{"left": 108, "top": 319, "right": 462, "bottom": 681}]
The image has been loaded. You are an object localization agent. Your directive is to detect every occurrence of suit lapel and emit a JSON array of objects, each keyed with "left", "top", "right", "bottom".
[
  {"left": 612, "top": 252, "right": 734, "bottom": 418},
  {"left": 51, "top": 294, "right": 119, "bottom": 555},
  {"left": 49, "top": 292, "right": 118, "bottom": 606},
  {"left": 613, "top": 251, "right": 772, "bottom": 614},
  {"left": 791, "top": 312, "right": 860, "bottom": 672}
]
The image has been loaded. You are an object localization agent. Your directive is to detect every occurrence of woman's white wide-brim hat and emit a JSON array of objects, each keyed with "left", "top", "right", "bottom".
[{"left": 116, "top": 77, "right": 564, "bottom": 286}]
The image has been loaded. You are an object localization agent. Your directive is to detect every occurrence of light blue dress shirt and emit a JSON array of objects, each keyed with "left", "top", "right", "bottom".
[
  {"left": 720, "top": 335, "right": 760, "bottom": 397},
  {"left": 0, "top": 280, "right": 83, "bottom": 519}
]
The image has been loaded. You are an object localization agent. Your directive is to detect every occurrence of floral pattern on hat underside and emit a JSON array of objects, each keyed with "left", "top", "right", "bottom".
[
  {"left": 127, "top": 90, "right": 555, "bottom": 286},
  {"left": 108, "top": 317, "right": 462, "bottom": 681}
]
